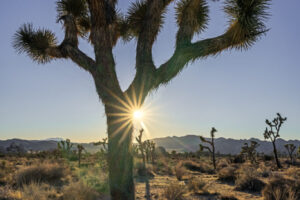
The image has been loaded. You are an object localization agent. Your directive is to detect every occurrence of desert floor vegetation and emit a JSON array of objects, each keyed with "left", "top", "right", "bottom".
[{"left": 1, "top": 150, "right": 300, "bottom": 200}]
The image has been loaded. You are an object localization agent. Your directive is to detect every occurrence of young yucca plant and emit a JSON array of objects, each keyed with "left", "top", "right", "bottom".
[{"left": 13, "top": 0, "right": 272, "bottom": 199}]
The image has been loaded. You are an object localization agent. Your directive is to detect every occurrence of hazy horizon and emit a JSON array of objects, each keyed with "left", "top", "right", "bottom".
[{"left": 1, "top": 1, "right": 300, "bottom": 142}]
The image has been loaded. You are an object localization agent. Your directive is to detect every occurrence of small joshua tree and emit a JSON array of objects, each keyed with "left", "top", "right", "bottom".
[
  {"left": 284, "top": 144, "right": 296, "bottom": 164},
  {"left": 58, "top": 139, "right": 73, "bottom": 158},
  {"left": 77, "top": 144, "right": 85, "bottom": 167},
  {"left": 144, "top": 140, "right": 156, "bottom": 163},
  {"left": 136, "top": 129, "right": 146, "bottom": 168},
  {"left": 264, "top": 113, "right": 287, "bottom": 168},
  {"left": 94, "top": 138, "right": 108, "bottom": 154},
  {"left": 200, "top": 127, "right": 217, "bottom": 170},
  {"left": 240, "top": 141, "right": 259, "bottom": 164},
  {"left": 149, "top": 141, "right": 156, "bottom": 163}
]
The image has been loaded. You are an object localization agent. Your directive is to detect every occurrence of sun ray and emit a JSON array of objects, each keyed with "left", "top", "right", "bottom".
[
  {"left": 105, "top": 88, "right": 132, "bottom": 110},
  {"left": 111, "top": 120, "right": 132, "bottom": 138},
  {"left": 118, "top": 123, "right": 133, "bottom": 145},
  {"left": 137, "top": 81, "right": 145, "bottom": 108}
]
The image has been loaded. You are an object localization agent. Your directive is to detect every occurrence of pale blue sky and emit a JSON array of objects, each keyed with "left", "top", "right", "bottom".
[{"left": 0, "top": 0, "right": 299, "bottom": 142}]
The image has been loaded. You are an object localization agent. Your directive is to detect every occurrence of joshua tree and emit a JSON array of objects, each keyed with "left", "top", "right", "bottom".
[
  {"left": 240, "top": 141, "right": 259, "bottom": 164},
  {"left": 200, "top": 127, "right": 217, "bottom": 170},
  {"left": 77, "top": 144, "right": 85, "bottom": 167},
  {"left": 264, "top": 113, "right": 287, "bottom": 168},
  {"left": 136, "top": 129, "right": 146, "bottom": 168},
  {"left": 13, "top": 0, "right": 271, "bottom": 198},
  {"left": 149, "top": 141, "right": 156, "bottom": 163},
  {"left": 94, "top": 138, "right": 108, "bottom": 154},
  {"left": 144, "top": 140, "right": 156, "bottom": 163},
  {"left": 58, "top": 139, "right": 73, "bottom": 158},
  {"left": 284, "top": 144, "right": 296, "bottom": 164}
]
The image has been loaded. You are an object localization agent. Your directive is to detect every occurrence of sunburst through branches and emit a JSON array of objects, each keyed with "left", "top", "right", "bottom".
[{"left": 105, "top": 86, "right": 159, "bottom": 144}]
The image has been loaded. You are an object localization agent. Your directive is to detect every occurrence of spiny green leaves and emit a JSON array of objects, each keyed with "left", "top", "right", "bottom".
[
  {"left": 126, "top": 0, "right": 172, "bottom": 39},
  {"left": 224, "top": 0, "right": 271, "bottom": 49},
  {"left": 56, "top": 0, "right": 90, "bottom": 37},
  {"left": 13, "top": 23, "right": 57, "bottom": 63},
  {"left": 126, "top": 0, "right": 148, "bottom": 37},
  {"left": 57, "top": 0, "right": 88, "bottom": 19},
  {"left": 176, "top": 0, "right": 209, "bottom": 37}
]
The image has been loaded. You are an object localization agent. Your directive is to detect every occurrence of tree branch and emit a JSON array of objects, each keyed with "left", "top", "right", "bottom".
[
  {"left": 201, "top": 145, "right": 212, "bottom": 153},
  {"left": 154, "top": 24, "right": 266, "bottom": 88}
]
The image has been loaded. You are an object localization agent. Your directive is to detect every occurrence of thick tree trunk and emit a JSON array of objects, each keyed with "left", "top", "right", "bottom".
[
  {"left": 272, "top": 141, "right": 281, "bottom": 169},
  {"left": 105, "top": 105, "right": 135, "bottom": 200}
]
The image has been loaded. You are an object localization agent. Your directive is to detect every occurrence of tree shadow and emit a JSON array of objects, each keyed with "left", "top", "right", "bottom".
[
  {"left": 145, "top": 176, "right": 151, "bottom": 200},
  {"left": 135, "top": 175, "right": 153, "bottom": 200}
]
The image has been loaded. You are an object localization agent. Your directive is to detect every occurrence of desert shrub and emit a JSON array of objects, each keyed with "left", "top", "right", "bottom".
[
  {"left": 183, "top": 160, "right": 214, "bottom": 174},
  {"left": 217, "top": 158, "right": 230, "bottom": 170},
  {"left": 286, "top": 167, "right": 300, "bottom": 179},
  {"left": 175, "top": 163, "right": 185, "bottom": 181},
  {"left": 15, "top": 162, "right": 65, "bottom": 186},
  {"left": 257, "top": 163, "right": 271, "bottom": 178},
  {"left": 134, "top": 161, "right": 154, "bottom": 178},
  {"left": 262, "top": 154, "right": 274, "bottom": 161},
  {"left": 153, "top": 159, "right": 173, "bottom": 175},
  {"left": 219, "top": 195, "right": 239, "bottom": 200},
  {"left": 262, "top": 176, "right": 300, "bottom": 200},
  {"left": 235, "top": 167, "right": 265, "bottom": 192},
  {"left": 62, "top": 181, "right": 101, "bottom": 200},
  {"left": 135, "top": 161, "right": 147, "bottom": 177},
  {"left": 163, "top": 182, "right": 186, "bottom": 200},
  {"left": 218, "top": 166, "right": 236, "bottom": 182},
  {"left": 187, "top": 177, "right": 207, "bottom": 193},
  {"left": 77, "top": 166, "right": 109, "bottom": 194},
  {"left": 231, "top": 155, "right": 245, "bottom": 164},
  {"left": 18, "top": 183, "right": 58, "bottom": 200}
]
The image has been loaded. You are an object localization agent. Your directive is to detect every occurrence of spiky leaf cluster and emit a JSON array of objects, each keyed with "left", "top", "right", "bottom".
[
  {"left": 176, "top": 0, "right": 209, "bottom": 38},
  {"left": 126, "top": 0, "right": 172, "bottom": 39},
  {"left": 126, "top": 0, "right": 148, "bottom": 37},
  {"left": 264, "top": 113, "right": 287, "bottom": 141},
  {"left": 13, "top": 24, "right": 57, "bottom": 63},
  {"left": 224, "top": 0, "right": 271, "bottom": 49},
  {"left": 56, "top": 0, "right": 90, "bottom": 37}
]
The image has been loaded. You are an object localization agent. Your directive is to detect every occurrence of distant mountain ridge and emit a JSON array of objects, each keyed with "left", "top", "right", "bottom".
[
  {"left": 0, "top": 135, "right": 299, "bottom": 155},
  {"left": 152, "top": 135, "right": 300, "bottom": 155}
]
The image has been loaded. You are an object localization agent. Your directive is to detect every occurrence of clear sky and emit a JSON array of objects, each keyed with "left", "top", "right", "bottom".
[{"left": 0, "top": 0, "right": 299, "bottom": 142}]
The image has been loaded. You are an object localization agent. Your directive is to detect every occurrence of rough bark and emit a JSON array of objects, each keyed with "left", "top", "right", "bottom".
[
  {"left": 105, "top": 102, "right": 135, "bottom": 200},
  {"left": 272, "top": 141, "right": 281, "bottom": 169}
]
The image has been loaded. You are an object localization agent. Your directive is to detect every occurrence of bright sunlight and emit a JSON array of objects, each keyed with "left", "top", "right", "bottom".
[{"left": 133, "top": 110, "right": 143, "bottom": 120}]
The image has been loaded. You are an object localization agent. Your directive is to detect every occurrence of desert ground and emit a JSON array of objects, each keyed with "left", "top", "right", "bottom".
[{"left": 0, "top": 145, "right": 299, "bottom": 200}]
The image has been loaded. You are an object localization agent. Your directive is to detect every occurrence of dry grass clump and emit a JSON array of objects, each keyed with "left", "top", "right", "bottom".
[
  {"left": 134, "top": 161, "right": 155, "bottom": 177},
  {"left": 62, "top": 181, "right": 101, "bottom": 200},
  {"left": 235, "top": 167, "right": 265, "bottom": 192},
  {"left": 175, "top": 162, "right": 186, "bottom": 181},
  {"left": 183, "top": 160, "right": 214, "bottom": 174},
  {"left": 217, "top": 158, "right": 230, "bottom": 170},
  {"left": 218, "top": 195, "right": 239, "bottom": 200},
  {"left": 20, "top": 183, "right": 58, "bottom": 200},
  {"left": 5, "top": 183, "right": 59, "bottom": 200},
  {"left": 15, "top": 162, "right": 65, "bottom": 186},
  {"left": 218, "top": 166, "right": 236, "bottom": 183},
  {"left": 187, "top": 177, "right": 207, "bottom": 193},
  {"left": 153, "top": 159, "right": 173, "bottom": 175},
  {"left": 163, "top": 182, "right": 186, "bottom": 200},
  {"left": 257, "top": 163, "right": 271, "bottom": 178},
  {"left": 262, "top": 176, "right": 300, "bottom": 200},
  {"left": 286, "top": 167, "right": 300, "bottom": 179}
]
